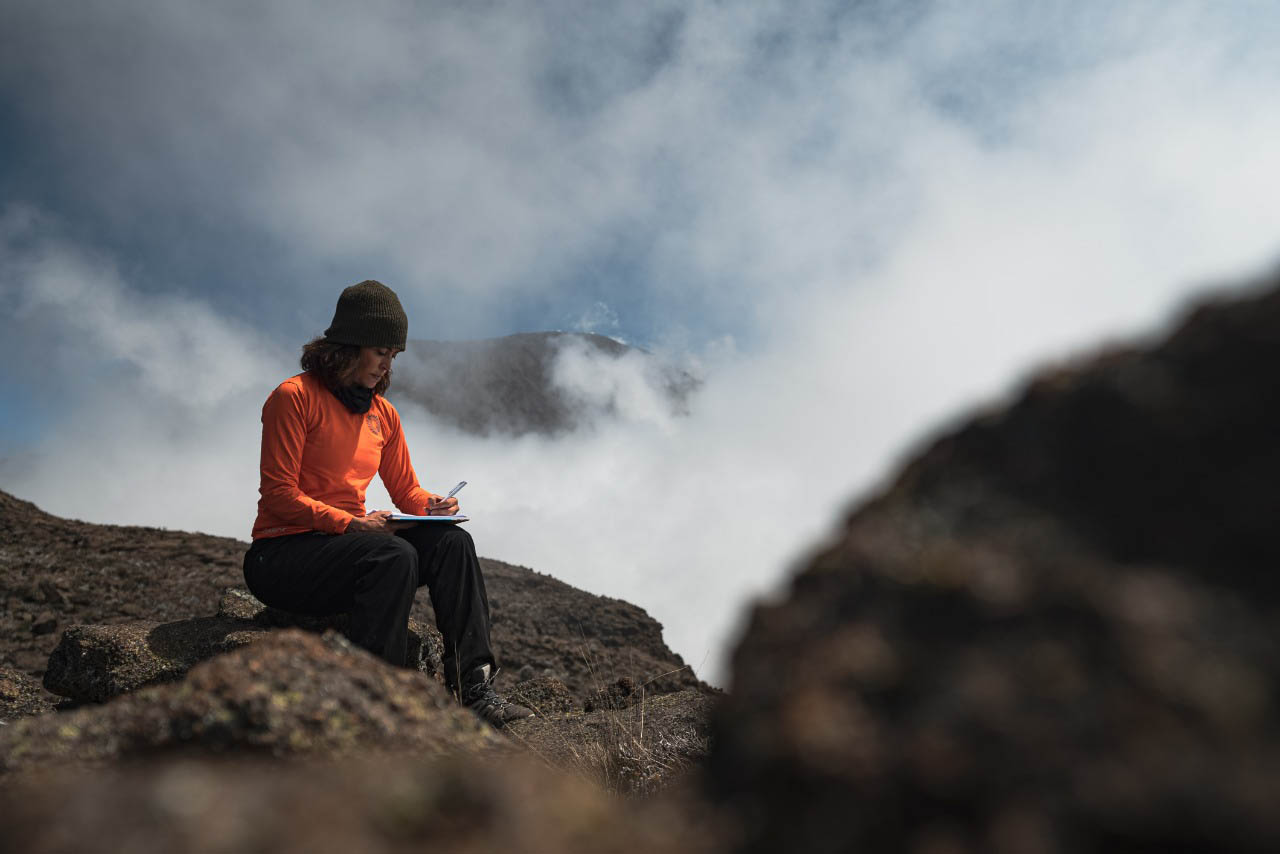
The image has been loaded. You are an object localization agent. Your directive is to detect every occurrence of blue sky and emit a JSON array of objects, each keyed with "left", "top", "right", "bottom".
[{"left": 3, "top": 0, "right": 1280, "bottom": 681}]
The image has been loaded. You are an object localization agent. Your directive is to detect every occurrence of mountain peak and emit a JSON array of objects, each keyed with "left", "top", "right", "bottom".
[{"left": 390, "top": 331, "right": 698, "bottom": 436}]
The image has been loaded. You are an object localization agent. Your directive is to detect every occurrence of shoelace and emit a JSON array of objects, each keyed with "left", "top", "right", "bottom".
[{"left": 462, "top": 667, "right": 509, "bottom": 711}]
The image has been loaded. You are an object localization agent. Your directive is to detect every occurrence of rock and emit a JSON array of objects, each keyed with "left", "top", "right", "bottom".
[
  {"left": 507, "top": 676, "right": 577, "bottom": 715},
  {"left": 0, "top": 665, "right": 55, "bottom": 722},
  {"left": 41, "top": 590, "right": 446, "bottom": 705},
  {"left": 30, "top": 611, "right": 56, "bottom": 635},
  {"left": 3, "top": 629, "right": 502, "bottom": 775},
  {"left": 0, "top": 489, "right": 251, "bottom": 685},
  {"left": 216, "top": 586, "right": 283, "bottom": 621},
  {"left": 479, "top": 560, "right": 706, "bottom": 701},
  {"left": 42, "top": 618, "right": 267, "bottom": 704},
  {"left": 710, "top": 280, "right": 1280, "bottom": 853},
  {"left": 0, "top": 752, "right": 719, "bottom": 854}
]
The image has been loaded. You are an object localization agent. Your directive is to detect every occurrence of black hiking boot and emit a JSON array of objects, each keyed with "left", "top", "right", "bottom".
[{"left": 459, "top": 664, "right": 534, "bottom": 728}]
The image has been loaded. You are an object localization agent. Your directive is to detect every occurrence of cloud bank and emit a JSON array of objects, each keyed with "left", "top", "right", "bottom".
[{"left": 3, "top": 1, "right": 1280, "bottom": 681}]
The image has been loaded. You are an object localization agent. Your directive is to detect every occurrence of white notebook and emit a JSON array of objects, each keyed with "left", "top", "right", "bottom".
[{"left": 388, "top": 514, "right": 469, "bottom": 523}]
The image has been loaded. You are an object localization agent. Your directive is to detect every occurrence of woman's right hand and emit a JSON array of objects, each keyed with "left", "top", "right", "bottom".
[{"left": 345, "top": 510, "right": 393, "bottom": 534}]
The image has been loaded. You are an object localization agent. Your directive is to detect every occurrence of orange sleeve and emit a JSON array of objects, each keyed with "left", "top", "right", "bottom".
[
  {"left": 259, "top": 382, "right": 356, "bottom": 534},
  {"left": 377, "top": 402, "right": 436, "bottom": 515}
]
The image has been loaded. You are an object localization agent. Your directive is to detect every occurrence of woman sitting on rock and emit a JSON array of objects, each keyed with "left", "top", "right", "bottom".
[{"left": 242, "top": 279, "right": 532, "bottom": 727}]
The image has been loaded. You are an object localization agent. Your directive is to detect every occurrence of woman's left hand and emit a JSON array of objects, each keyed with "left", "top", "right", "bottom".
[{"left": 426, "top": 496, "right": 460, "bottom": 516}]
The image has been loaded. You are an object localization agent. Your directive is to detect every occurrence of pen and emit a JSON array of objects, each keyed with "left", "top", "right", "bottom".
[{"left": 445, "top": 481, "right": 467, "bottom": 500}]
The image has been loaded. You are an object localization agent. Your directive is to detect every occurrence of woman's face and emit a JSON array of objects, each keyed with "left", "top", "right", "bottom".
[{"left": 349, "top": 346, "right": 400, "bottom": 389}]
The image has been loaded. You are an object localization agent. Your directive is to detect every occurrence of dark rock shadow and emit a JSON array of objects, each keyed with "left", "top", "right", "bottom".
[{"left": 145, "top": 616, "right": 263, "bottom": 661}]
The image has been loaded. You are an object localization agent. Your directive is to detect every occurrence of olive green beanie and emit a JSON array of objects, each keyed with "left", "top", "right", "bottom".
[{"left": 323, "top": 280, "right": 408, "bottom": 349}]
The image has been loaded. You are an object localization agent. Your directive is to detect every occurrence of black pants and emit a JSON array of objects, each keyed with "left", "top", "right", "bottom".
[{"left": 242, "top": 524, "right": 494, "bottom": 687}]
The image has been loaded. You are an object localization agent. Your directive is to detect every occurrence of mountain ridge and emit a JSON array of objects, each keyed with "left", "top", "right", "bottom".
[{"left": 391, "top": 330, "right": 699, "bottom": 436}]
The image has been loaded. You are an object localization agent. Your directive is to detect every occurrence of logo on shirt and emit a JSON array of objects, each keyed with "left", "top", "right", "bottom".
[{"left": 366, "top": 413, "right": 382, "bottom": 436}]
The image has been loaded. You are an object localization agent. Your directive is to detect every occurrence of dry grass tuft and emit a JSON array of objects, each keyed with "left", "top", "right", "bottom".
[{"left": 502, "top": 644, "right": 716, "bottom": 797}]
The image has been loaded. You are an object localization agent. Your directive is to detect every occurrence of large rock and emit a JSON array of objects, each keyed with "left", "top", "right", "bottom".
[
  {"left": 41, "top": 589, "right": 445, "bottom": 704},
  {"left": 479, "top": 559, "right": 705, "bottom": 700},
  {"left": 0, "top": 489, "right": 246, "bottom": 677},
  {"left": 3, "top": 629, "right": 500, "bottom": 775},
  {"left": 0, "top": 752, "right": 720, "bottom": 854},
  {"left": 42, "top": 618, "right": 262, "bottom": 704},
  {"left": 711, "top": 280, "right": 1280, "bottom": 852}
]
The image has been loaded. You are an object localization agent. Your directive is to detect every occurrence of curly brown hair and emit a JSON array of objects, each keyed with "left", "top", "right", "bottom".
[{"left": 300, "top": 336, "right": 393, "bottom": 396}]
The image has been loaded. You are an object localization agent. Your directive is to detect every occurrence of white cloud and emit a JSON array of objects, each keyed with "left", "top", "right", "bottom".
[
  {"left": 550, "top": 338, "right": 683, "bottom": 431},
  {"left": 570, "top": 302, "right": 621, "bottom": 337},
  {"left": 0, "top": 208, "right": 291, "bottom": 409},
  {"left": 4, "top": 1, "right": 1280, "bottom": 685}
]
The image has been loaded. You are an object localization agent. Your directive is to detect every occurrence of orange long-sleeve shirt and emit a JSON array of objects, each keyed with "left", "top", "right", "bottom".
[{"left": 251, "top": 372, "right": 437, "bottom": 539}]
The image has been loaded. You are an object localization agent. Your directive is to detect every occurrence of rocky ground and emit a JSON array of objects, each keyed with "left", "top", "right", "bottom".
[
  {"left": 0, "top": 489, "right": 704, "bottom": 701},
  {"left": 7, "top": 278, "right": 1280, "bottom": 852},
  {"left": 0, "top": 491, "right": 245, "bottom": 678},
  {"left": 0, "top": 487, "right": 717, "bottom": 816}
]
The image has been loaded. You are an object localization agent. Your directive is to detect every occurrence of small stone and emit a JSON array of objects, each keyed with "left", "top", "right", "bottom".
[
  {"left": 31, "top": 612, "right": 57, "bottom": 635},
  {"left": 39, "top": 580, "right": 68, "bottom": 607}
]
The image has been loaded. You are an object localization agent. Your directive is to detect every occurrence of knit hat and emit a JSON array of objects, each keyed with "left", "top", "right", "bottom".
[{"left": 323, "top": 280, "right": 408, "bottom": 349}]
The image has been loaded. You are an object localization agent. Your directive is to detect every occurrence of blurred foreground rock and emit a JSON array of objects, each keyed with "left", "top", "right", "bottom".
[
  {"left": 0, "top": 753, "right": 725, "bottom": 854},
  {"left": 711, "top": 280, "right": 1280, "bottom": 852}
]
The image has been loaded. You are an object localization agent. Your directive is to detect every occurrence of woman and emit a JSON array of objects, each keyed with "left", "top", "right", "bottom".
[{"left": 243, "top": 279, "right": 532, "bottom": 727}]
